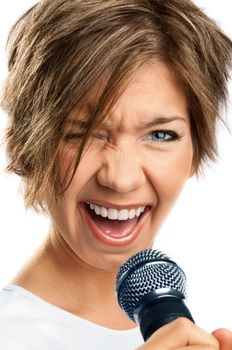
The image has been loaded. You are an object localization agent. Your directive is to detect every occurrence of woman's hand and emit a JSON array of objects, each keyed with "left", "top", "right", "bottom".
[{"left": 136, "top": 317, "right": 232, "bottom": 349}]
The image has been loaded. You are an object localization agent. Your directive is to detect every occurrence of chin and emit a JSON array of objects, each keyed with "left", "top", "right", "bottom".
[{"left": 77, "top": 241, "right": 155, "bottom": 272}]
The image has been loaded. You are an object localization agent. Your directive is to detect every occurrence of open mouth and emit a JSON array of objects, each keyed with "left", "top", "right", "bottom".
[{"left": 81, "top": 202, "right": 151, "bottom": 246}]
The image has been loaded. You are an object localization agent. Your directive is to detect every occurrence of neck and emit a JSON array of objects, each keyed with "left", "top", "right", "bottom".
[{"left": 11, "top": 229, "right": 135, "bottom": 330}]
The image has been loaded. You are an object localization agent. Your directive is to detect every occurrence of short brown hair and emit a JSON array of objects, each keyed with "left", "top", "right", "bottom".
[{"left": 1, "top": 0, "right": 232, "bottom": 211}]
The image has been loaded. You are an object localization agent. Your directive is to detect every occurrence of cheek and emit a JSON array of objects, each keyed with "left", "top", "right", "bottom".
[
  {"left": 57, "top": 145, "right": 78, "bottom": 186},
  {"left": 147, "top": 145, "right": 193, "bottom": 202},
  {"left": 49, "top": 147, "right": 102, "bottom": 237},
  {"left": 44, "top": 147, "right": 79, "bottom": 235},
  {"left": 58, "top": 142, "right": 102, "bottom": 188}
]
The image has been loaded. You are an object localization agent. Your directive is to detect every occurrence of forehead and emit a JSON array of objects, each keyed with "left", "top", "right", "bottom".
[{"left": 66, "top": 61, "right": 189, "bottom": 129}]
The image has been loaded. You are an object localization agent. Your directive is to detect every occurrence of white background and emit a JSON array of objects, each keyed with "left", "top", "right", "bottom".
[{"left": 0, "top": 1, "right": 231, "bottom": 333}]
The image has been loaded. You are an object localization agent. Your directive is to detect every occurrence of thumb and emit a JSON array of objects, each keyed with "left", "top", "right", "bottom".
[{"left": 212, "top": 328, "right": 232, "bottom": 350}]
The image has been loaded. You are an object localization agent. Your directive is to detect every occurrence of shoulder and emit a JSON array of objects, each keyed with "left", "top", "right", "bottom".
[
  {"left": 0, "top": 285, "right": 41, "bottom": 318},
  {"left": 0, "top": 285, "right": 143, "bottom": 350},
  {"left": 0, "top": 285, "right": 60, "bottom": 349}
]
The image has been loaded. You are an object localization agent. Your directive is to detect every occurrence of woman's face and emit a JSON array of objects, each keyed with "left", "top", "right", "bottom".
[{"left": 48, "top": 62, "right": 194, "bottom": 270}]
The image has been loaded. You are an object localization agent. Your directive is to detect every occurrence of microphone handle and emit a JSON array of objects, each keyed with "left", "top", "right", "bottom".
[{"left": 137, "top": 296, "right": 194, "bottom": 341}]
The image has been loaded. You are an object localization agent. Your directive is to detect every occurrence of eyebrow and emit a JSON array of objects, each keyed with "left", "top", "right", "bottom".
[
  {"left": 65, "top": 115, "right": 188, "bottom": 130},
  {"left": 65, "top": 119, "right": 89, "bottom": 128},
  {"left": 140, "top": 115, "right": 188, "bottom": 128}
]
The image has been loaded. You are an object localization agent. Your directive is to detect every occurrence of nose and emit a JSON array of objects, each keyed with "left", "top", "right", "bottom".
[{"left": 96, "top": 146, "right": 145, "bottom": 194}]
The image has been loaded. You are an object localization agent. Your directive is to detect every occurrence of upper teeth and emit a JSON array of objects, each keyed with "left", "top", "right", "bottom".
[{"left": 87, "top": 203, "right": 146, "bottom": 221}]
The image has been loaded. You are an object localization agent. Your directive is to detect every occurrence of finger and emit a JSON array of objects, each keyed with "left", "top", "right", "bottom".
[
  {"left": 212, "top": 329, "right": 232, "bottom": 350},
  {"left": 139, "top": 318, "right": 219, "bottom": 350}
]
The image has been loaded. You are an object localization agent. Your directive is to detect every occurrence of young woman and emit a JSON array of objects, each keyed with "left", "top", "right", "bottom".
[{"left": 0, "top": 0, "right": 232, "bottom": 349}]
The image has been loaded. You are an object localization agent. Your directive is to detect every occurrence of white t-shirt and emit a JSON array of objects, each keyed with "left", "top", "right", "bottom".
[{"left": 0, "top": 285, "right": 143, "bottom": 350}]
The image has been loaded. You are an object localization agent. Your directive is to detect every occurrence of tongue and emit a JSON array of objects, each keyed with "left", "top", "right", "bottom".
[{"left": 90, "top": 211, "right": 139, "bottom": 238}]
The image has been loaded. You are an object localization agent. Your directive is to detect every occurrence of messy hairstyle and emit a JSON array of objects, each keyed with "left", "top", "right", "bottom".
[{"left": 1, "top": 0, "right": 232, "bottom": 212}]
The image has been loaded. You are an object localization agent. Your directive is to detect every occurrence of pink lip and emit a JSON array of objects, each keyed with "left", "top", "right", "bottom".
[{"left": 79, "top": 203, "right": 151, "bottom": 247}]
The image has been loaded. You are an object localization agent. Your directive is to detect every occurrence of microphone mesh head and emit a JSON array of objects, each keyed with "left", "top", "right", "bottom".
[{"left": 116, "top": 249, "right": 187, "bottom": 321}]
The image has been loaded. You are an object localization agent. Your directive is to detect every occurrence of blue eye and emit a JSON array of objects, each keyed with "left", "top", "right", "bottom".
[{"left": 144, "top": 130, "right": 180, "bottom": 142}]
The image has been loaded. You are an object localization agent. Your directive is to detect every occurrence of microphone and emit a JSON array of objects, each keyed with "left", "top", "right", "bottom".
[{"left": 116, "top": 249, "right": 194, "bottom": 341}]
